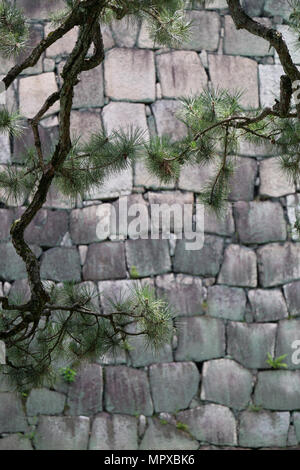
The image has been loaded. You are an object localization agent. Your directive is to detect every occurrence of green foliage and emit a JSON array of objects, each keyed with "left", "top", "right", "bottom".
[
  {"left": 0, "top": 107, "right": 23, "bottom": 137},
  {"left": 266, "top": 353, "right": 288, "bottom": 370},
  {"left": 0, "top": 1, "right": 29, "bottom": 57},
  {"left": 248, "top": 404, "right": 263, "bottom": 412},
  {"left": 60, "top": 366, "right": 77, "bottom": 383},
  {"left": 176, "top": 421, "right": 189, "bottom": 432},
  {"left": 130, "top": 265, "right": 140, "bottom": 279}
]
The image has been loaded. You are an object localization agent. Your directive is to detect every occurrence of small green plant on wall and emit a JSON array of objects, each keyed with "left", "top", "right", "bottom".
[
  {"left": 266, "top": 353, "right": 288, "bottom": 369},
  {"left": 60, "top": 366, "right": 77, "bottom": 383}
]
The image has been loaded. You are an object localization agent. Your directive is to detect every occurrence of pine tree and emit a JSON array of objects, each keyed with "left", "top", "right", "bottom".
[{"left": 0, "top": 0, "right": 300, "bottom": 390}]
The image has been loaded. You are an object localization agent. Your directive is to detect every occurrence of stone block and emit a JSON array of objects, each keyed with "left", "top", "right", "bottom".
[
  {"left": 207, "top": 285, "right": 246, "bottom": 321},
  {"left": 257, "top": 243, "right": 300, "bottom": 287},
  {"left": 284, "top": 281, "right": 300, "bottom": 317},
  {"left": 67, "top": 363, "right": 103, "bottom": 416},
  {"left": 248, "top": 289, "right": 288, "bottom": 322},
  {"left": 140, "top": 418, "right": 198, "bottom": 450},
  {"left": 19, "top": 73, "right": 59, "bottom": 118},
  {"left": 26, "top": 388, "right": 66, "bottom": 416},
  {"left": 24, "top": 209, "right": 68, "bottom": 247},
  {"left": 228, "top": 157, "right": 257, "bottom": 201},
  {"left": 152, "top": 100, "right": 187, "bottom": 141},
  {"left": 89, "top": 413, "right": 138, "bottom": 450},
  {"left": 45, "top": 23, "right": 78, "bottom": 56},
  {"left": 180, "top": 10, "right": 220, "bottom": 51},
  {"left": 259, "top": 157, "right": 295, "bottom": 197},
  {"left": 0, "top": 392, "right": 28, "bottom": 433},
  {"left": 70, "top": 204, "right": 112, "bottom": 244},
  {"left": 126, "top": 239, "right": 171, "bottom": 277},
  {"left": 276, "top": 320, "right": 300, "bottom": 370},
  {"left": 83, "top": 242, "right": 126, "bottom": 280},
  {"left": 34, "top": 416, "right": 90, "bottom": 450},
  {"left": 0, "top": 434, "right": 33, "bottom": 450},
  {"left": 239, "top": 410, "right": 290, "bottom": 448},
  {"left": 224, "top": 16, "right": 272, "bottom": 56},
  {"left": 218, "top": 244, "right": 257, "bottom": 287},
  {"left": 41, "top": 247, "right": 81, "bottom": 282},
  {"left": 254, "top": 371, "right": 300, "bottom": 410}
]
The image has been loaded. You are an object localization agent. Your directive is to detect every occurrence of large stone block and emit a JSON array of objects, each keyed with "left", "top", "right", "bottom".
[
  {"left": 26, "top": 388, "right": 66, "bottom": 416},
  {"left": 45, "top": 23, "right": 78, "bottom": 56},
  {"left": 152, "top": 100, "right": 187, "bottom": 141},
  {"left": 218, "top": 245, "right": 257, "bottom": 287},
  {"left": 204, "top": 203, "right": 235, "bottom": 236},
  {"left": 254, "top": 371, "right": 300, "bottom": 410},
  {"left": 248, "top": 289, "right": 288, "bottom": 322},
  {"left": 177, "top": 404, "right": 237, "bottom": 446},
  {"left": 89, "top": 413, "right": 138, "bottom": 450},
  {"left": 174, "top": 235, "right": 224, "bottom": 277},
  {"left": 287, "top": 195, "right": 300, "bottom": 241},
  {"left": 102, "top": 101, "right": 148, "bottom": 135},
  {"left": 178, "top": 162, "right": 216, "bottom": 193},
  {"left": 34, "top": 416, "right": 90, "bottom": 450},
  {"left": 0, "top": 392, "right": 28, "bottom": 433},
  {"left": 156, "top": 274, "right": 206, "bottom": 317},
  {"left": 0, "top": 434, "right": 33, "bottom": 450},
  {"left": 83, "top": 242, "right": 127, "bottom": 280},
  {"left": 259, "top": 64, "right": 285, "bottom": 108},
  {"left": 19, "top": 73, "right": 59, "bottom": 118},
  {"left": 276, "top": 320, "right": 300, "bottom": 370},
  {"left": 284, "top": 281, "right": 300, "bottom": 317},
  {"left": 224, "top": 16, "right": 272, "bottom": 56},
  {"left": 41, "top": 247, "right": 81, "bottom": 282},
  {"left": 126, "top": 239, "right": 171, "bottom": 277},
  {"left": 228, "top": 157, "right": 257, "bottom": 201},
  {"left": 70, "top": 204, "right": 112, "bottom": 244},
  {"left": 140, "top": 418, "right": 198, "bottom": 450},
  {"left": 259, "top": 157, "right": 295, "bottom": 197},
  {"left": 294, "top": 413, "right": 300, "bottom": 443},
  {"left": 156, "top": 51, "right": 207, "bottom": 99},
  {"left": 275, "top": 25, "right": 300, "bottom": 65},
  {"left": 104, "top": 366, "right": 153, "bottom": 416},
  {"left": 72, "top": 64, "right": 104, "bottom": 108},
  {"left": 175, "top": 316, "right": 225, "bottom": 362},
  {"left": 234, "top": 201, "right": 287, "bottom": 244},
  {"left": 207, "top": 285, "right": 246, "bottom": 321},
  {"left": 70, "top": 110, "right": 102, "bottom": 143},
  {"left": 180, "top": 11, "right": 220, "bottom": 51},
  {"left": 239, "top": 410, "right": 290, "bottom": 448},
  {"left": 227, "top": 322, "right": 277, "bottom": 369},
  {"left": 0, "top": 208, "right": 14, "bottom": 241},
  {"left": 208, "top": 55, "right": 259, "bottom": 108},
  {"left": 149, "top": 362, "right": 200, "bottom": 413},
  {"left": 67, "top": 363, "right": 103, "bottom": 416},
  {"left": 201, "top": 359, "right": 253, "bottom": 410},
  {"left": 0, "top": 133, "right": 10, "bottom": 163},
  {"left": 105, "top": 48, "right": 156, "bottom": 102},
  {"left": 257, "top": 243, "right": 300, "bottom": 287},
  {"left": 110, "top": 16, "right": 139, "bottom": 47},
  {"left": 0, "top": 242, "right": 28, "bottom": 281},
  {"left": 15, "top": 0, "right": 65, "bottom": 19},
  {"left": 128, "top": 331, "right": 173, "bottom": 368},
  {"left": 264, "top": 0, "right": 291, "bottom": 20},
  {"left": 24, "top": 209, "right": 68, "bottom": 247}
]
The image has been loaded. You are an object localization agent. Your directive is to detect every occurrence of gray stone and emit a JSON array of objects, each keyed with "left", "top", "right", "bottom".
[
  {"left": 73, "top": 64, "right": 104, "bottom": 108},
  {"left": 0, "top": 434, "right": 33, "bottom": 450},
  {"left": 152, "top": 100, "right": 187, "bottom": 141},
  {"left": 174, "top": 235, "right": 224, "bottom": 277},
  {"left": 294, "top": 413, "right": 300, "bottom": 443},
  {"left": 19, "top": 73, "right": 59, "bottom": 119},
  {"left": 70, "top": 110, "right": 102, "bottom": 142},
  {"left": 218, "top": 245, "right": 257, "bottom": 287},
  {"left": 208, "top": 55, "right": 259, "bottom": 108},
  {"left": 227, "top": 322, "right": 277, "bottom": 369},
  {"left": 15, "top": 0, "right": 65, "bottom": 18},
  {"left": 276, "top": 320, "right": 300, "bottom": 370},
  {"left": 24, "top": 209, "right": 69, "bottom": 247},
  {"left": 239, "top": 410, "right": 290, "bottom": 448},
  {"left": 41, "top": 247, "right": 81, "bottom": 282},
  {"left": 287, "top": 194, "right": 300, "bottom": 241},
  {"left": 149, "top": 362, "right": 200, "bottom": 413},
  {"left": 0, "top": 392, "right": 28, "bottom": 433},
  {"left": 128, "top": 331, "right": 173, "bottom": 368},
  {"left": 275, "top": 25, "right": 300, "bottom": 65},
  {"left": 105, "top": 48, "right": 156, "bottom": 102},
  {"left": 34, "top": 416, "right": 90, "bottom": 450},
  {"left": 26, "top": 388, "right": 66, "bottom": 416},
  {"left": 140, "top": 418, "right": 198, "bottom": 450},
  {"left": 201, "top": 359, "right": 253, "bottom": 410},
  {"left": 257, "top": 243, "right": 300, "bottom": 287},
  {"left": 102, "top": 101, "right": 148, "bottom": 136},
  {"left": 104, "top": 366, "right": 153, "bottom": 416},
  {"left": 177, "top": 404, "right": 237, "bottom": 446},
  {"left": 45, "top": 24, "right": 78, "bottom": 57},
  {"left": 207, "top": 285, "right": 246, "bottom": 321},
  {"left": 284, "top": 281, "right": 300, "bottom": 317},
  {"left": 83, "top": 242, "right": 127, "bottom": 280},
  {"left": 70, "top": 204, "right": 112, "bottom": 244},
  {"left": 242, "top": 0, "right": 264, "bottom": 16},
  {"left": 44, "top": 183, "right": 78, "bottom": 209},
  {"left": 234, "top": 201, "right": 286, "bottom": 244},
  {"left": 89, "top": 413, "right": 138, "bottom": 450},
  {"left": 260, "top": 157, "right": 295, "bottom": 197},
  {"left": 156, "top": 274, "right": 207, "bottom": 317},
  {"left": 110, "top": 16, "right": 139, "bottom": 47},
  {"left": 156, "top": 51, "right": 208, "bottom": 99},
  {"left": 0, "top": 133, "right": 10, "bottom": 163},
  {"left": 264, "top": 0, "right": 291, "bottom": 20},
  {"left": 0, "top": 208, "right": 14, "bottom": 241},
  {"left": 224, "top": 16, "right": 272, "bottom": 56},
  {"left": 98, "top": 278, "right": 138, "bottom": 314},
  {"left": 67, "top": 364, "right": 103, "bottom": 416},
  {"left": 126, "top": 239, "right": 171, "bottom": 277},
  {"left": 180, "top": 10, "right": 220, "bottom": 51},
  {"left": 204, "top": 203, "right": 235, "bottom": 236},
  {"left": 228, "top": 157, "right": 257, "bottom": 201},
  {"left": 175, "top": 316, "right": 225, "bottom": 362},
  {"left": 134, "top": 159, "right": 175, "bottom": 190},
  {"left": 259, "top": 64, "right": 285, "bottom": 108},
  {"left": 179, "top": 161, "right": 217, "bottom": 193},
  {"left": 0, "top": 243, "right": 28, "bottom": 281},
  {"left": 254, "top": 371, "right": 300, "bottom": 410},
  {"left": 248, "top": 289, "right": 288, "bottom": 322}
]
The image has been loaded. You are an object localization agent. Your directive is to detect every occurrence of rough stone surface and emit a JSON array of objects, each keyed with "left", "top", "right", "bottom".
[
  {"left": 276, "top": 320, "right": 300, "bottom": 370},
  {"left": 149, "top": 362, "right": 200, "bottom": 413},
  {"left": 89, "top": 413, "right": 138, "bottom": 450},
  {"left": 180, "top": 10, "right": 220, "bottom": 51},
  {"left": 234, "top": 201, "right": 286, "bottom": 244},
  {"left": 83, "top": 242, "right": 127, "bottom": 280},
  {"left": 254, "top": 371, "right": 300, "bottom": 410},
  {"left": 227, "top": 322, "right": 277, "bottom": 369},
  {"left": 140, "top": 418, "right": 199, "bottom": 450},
  {"left": 204, "top": 203, "right": 235, "bottom": 236},
  {"left": 208, "top": 55, "right": 259, "bottom": 108},
  {"left": 19, "top": 73, "right": 59, "bottom": 118},
  {"left": 70, "top": 204, "right": 112, "bottom": 244},
  {"left": 156, "top": 51, "right": 208, "bottom": 99},
  {"left": 248, "top": 289, "right": 288, "bottom": 322},
  {"left": 174, "top": 235, "right": 224, "bottom": 277},
  {"left": 224, "top": 16, "right": 272, "bottom": 56},
  {"left": 105, "top": 366, "right": 153, "bottom": 416},
  {"left": 284, "top": 281, "right": 300, "bottom": 317},
  {"left": 41, "top": 247, "right": 81, "bottom": 282},
  {"left": 177, "top": 404, "right": 237, "bottom": 446},
  {"left": 105, "top": 48, "right": 156, "bottom": 102},
  {"left": 0, "top": 434, "right": 33, "bottom": 450},
  {"left": 126, "top": 239, "right": 171, "bottom": 277},
  {"left": 72, "top": 65, "right": 104, "bottom": 108},
  {"left": 218, "top": 245, "right": 257, "bottom": 287},
  {"left": 207, "top": 285, "right": 247, "bottom": 321},
  {"left": 67, "top": 364, "right": 103, "bottom": 416},
  {"left": 175, "top": 316, "right": 225, "bottom": 362},
  {"left": 260, "top": 158, "right": 295, "bottom": 197},
  {"left": 0, "top": 393, "right": 28, "bottom": 433},
  {"left": 152, "top": 100, "right": 187, "bottom": 141},
  {"left": 25, "top": 209, "right": 68, "bottom": 247},
  {"left": 201, "top": 359, "right": 253, "bottom": 410},
  {"left": 34, "top": 416, "right": 90, "bottom": 450},
  {"left": 257, "top": 243, "right": 300, "bottom": 287},
  {"left": 26, "top": 388, "right": 66, "bottom": 416},
  {"left": 228, "top": 157, "right": 257, "bottom": 201},
  {"left": 239, "top": 411, "right": 290, "bottom": 448}
]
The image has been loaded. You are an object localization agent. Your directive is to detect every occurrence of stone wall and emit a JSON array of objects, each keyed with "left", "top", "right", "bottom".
[{"left": 0, "top": 0, "right": 300, "bottom": 450}]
